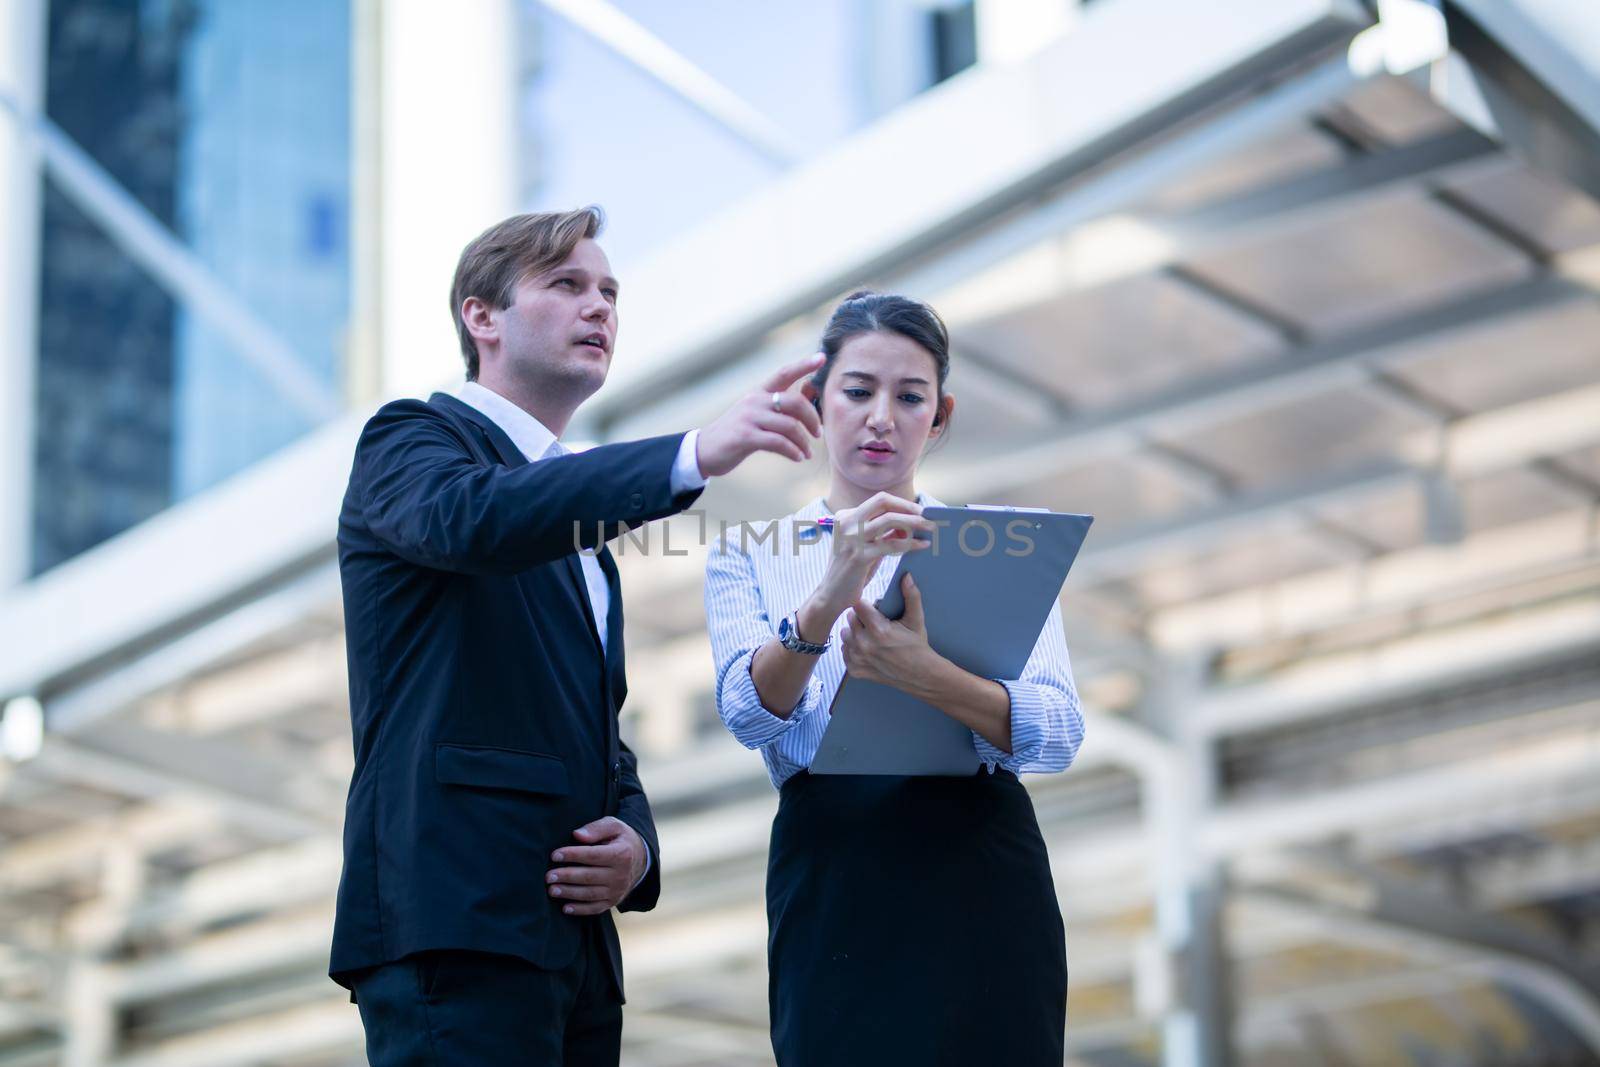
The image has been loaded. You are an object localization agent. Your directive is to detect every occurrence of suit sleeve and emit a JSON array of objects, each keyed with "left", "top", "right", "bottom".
[
  {"left": 354, "top": 399, "right": 703, "bottom": 574},
  {"left": 615, "top": 737, "right": 661, "bottom": 912}
]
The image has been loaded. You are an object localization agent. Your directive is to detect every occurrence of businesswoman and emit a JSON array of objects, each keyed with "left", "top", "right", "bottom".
[{"left": 704, "top": 291, "right": 1085, "bottom": 1066}]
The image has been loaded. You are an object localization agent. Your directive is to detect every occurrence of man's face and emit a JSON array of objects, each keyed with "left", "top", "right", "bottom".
[{"left": 491, "top": 237, "right": 619, "bottom": 399}]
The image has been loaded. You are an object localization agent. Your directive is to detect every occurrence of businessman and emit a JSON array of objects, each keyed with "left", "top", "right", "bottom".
[{"left": 330, "top": 206, "right": 825, "bottom": 1065}]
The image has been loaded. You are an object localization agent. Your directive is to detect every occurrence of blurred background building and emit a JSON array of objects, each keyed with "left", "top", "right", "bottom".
[{"left": 1, "top": 0, "right": 1599, "bottom": 1063}]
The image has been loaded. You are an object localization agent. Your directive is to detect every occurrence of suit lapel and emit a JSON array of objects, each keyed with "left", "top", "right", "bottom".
[
  {"left": 433, "top": 393, "right": 526, "bottom": 469},
  {"left": 431, "top": 393, "right": 605, "bottom": 661}
]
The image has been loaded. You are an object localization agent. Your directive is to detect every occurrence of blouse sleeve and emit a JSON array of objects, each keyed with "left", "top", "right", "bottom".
[
  {"left": 704, "top": 533, "right": 825, "bottom": 749},
  {"left": 971, "top": 600, "right": 1085, "bottom": 775}
]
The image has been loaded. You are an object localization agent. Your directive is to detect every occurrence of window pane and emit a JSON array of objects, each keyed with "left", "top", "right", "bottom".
[{"left": 35, "top": 0, "right": 351, "bottom": 572}]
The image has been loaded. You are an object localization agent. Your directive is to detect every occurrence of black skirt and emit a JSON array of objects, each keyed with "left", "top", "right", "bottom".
[{"left": 766, "top": 769, "right": 1067, "bottom": 1066}]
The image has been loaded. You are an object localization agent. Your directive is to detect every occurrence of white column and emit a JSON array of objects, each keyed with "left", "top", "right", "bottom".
[
  {"left": 63, "top": 838, "right": 143, "bottom": 1067},
  {"left": 1142, "top": 653, "right": 1237, "bottom": 1067},
  {"left": 378, "top": 0, "right": 520, "bottom": 399},
  {"left": 0, "top": 0, "right": 46, "bottom": 588},
  {"left": 974, "top": 0, "right": 1080, "bottom": 67}
]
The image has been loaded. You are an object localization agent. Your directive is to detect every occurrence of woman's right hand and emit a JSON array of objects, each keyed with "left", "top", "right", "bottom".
[{"left": 807, "top": 493, "right": 935, "bottom": 623}]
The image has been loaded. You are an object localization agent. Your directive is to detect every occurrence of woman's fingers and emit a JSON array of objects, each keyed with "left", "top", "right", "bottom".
[
  {"left": 861, "top": 493, "right": 919, "bottom": 519},
  {"left": 858, "top": 512, "right": 935, "bottom": 543},
  {"left": 836, "top": 492, "right": 924, "bottom": 533},
  {"left": 838, "top": 510, "right": 921, "bottom": 541},
  {"left": 866, "top": 537, "right": 932, "bottom": 559}
]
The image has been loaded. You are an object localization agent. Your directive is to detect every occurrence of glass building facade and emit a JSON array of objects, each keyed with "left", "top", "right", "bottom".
[
  {"left": 25, "top": 0, "right": 972, "bottom": 575},
  {"left": 25, "top": 0, "right": 975, "bottom": 574},
  {"left": 32, "top": 0, "right": 350, "bottom": 574}
]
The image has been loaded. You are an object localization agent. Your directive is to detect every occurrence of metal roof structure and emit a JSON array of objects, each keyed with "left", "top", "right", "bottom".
[{"left": 1, "top": 1, "right": 1598, "bottom": 1064}]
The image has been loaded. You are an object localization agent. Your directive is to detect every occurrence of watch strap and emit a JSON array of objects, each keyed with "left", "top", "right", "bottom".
[{"left": 779, "top": 611, "right": 829, "bottom": 655}]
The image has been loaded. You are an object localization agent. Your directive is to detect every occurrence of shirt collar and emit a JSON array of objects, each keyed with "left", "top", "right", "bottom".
[{"left": 456, "top": 381, "right": 560, "bottom": 463}]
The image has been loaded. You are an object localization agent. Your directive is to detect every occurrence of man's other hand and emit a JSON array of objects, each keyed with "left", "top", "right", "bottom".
[{"left": 546, "top": 817, "right": 648, "bottom": 916}]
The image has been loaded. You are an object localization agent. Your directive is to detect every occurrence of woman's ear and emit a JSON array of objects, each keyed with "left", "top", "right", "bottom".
[{"left": 930, "top": 393, "right": 955, "bottom": 437}]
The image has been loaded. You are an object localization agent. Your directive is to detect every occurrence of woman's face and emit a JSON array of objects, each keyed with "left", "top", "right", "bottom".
[{"left": 818, "top": 330, "right": 952, "bottom": 493}]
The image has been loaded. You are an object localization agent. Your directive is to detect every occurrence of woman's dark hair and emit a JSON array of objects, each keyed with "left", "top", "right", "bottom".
[{"left": 812, "top": 290, "right": 952, "bottom": 429}]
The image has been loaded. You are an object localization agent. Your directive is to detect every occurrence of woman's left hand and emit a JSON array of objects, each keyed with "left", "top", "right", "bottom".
[{"left": 840, "top": 574, "right": 937, "bottom": 691}]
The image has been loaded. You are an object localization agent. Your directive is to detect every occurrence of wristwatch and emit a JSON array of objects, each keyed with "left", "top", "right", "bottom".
[{"left": 777, "top": 611, "right": 829, "bottom": 655}]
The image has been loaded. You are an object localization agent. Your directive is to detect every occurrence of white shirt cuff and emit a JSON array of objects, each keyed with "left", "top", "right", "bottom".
[{"left": 670, "top": 429, "right": 709, "bottom": 495}]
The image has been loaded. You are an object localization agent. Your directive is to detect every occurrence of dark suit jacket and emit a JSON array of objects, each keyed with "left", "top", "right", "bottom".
[{"left": 330, "top": 391, "right": 702, "bottom": 998}]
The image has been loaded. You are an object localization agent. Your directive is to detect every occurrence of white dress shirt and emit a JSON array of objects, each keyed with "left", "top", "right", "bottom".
[
  {"left": 704, "top": 494, "right": 1085, "bottom": 789},
  {"left": 456, "top": 380, "right": 707, "bottom": 654}
]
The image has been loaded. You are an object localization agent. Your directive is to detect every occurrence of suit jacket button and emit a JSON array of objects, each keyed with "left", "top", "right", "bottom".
[{"left": 629, "top": 492, "right": 644, "bottom": 511}]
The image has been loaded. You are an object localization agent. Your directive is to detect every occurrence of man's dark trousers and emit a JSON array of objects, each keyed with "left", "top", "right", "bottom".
[
  {"left": 351, "top": 922, "right": 621, "bottom": 1066},
  {"left": 330, "top": 392, "right": 704, "bottom": 1063}
]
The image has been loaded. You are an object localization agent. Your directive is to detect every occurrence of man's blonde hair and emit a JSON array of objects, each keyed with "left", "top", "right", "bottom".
[{"left": 449, "top": 206, "right": 605, "bottom": 379}]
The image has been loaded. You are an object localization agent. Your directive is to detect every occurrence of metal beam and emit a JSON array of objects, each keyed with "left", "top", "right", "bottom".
[
  {"left": 1202, "top": 724, "right": 1600, "bottom": 858},
  {"left": 1151, "top": 508, "right": 1600, "bottom": 651},
  {"left": 69, "top": 721, "right": 339, "bottom": 819},
  {"left": 44, "top": 565, "right": 341, "bottom": 735},
  {"left": 0, "top": 800, "right": 217, "bottom": 896},
  {"left": 1241, "top": 861, "right": 1600, "bottom": 1055},
  {"left": 1226, "top": 912, "right": 1588, "bottom": 1051},
  {"left": 598, "top": 102, "right": 1498, "bottom": 442},
  {"left": 1356, "top": 773, "right": 1600, "bottom": 865},
  {"left": 105, "top": 998, "right": 359, "bottom": 1067},
  {"left": 932, "top": 126, "right": 1502, "bottom": 314},
  {"left": 534, "top": 0, "right": 802, "bottom": 166},
  {"left": 1273, "top": 847, "right": 1600, "bottom": 989},
  {"left": 583, "top": 0, "right": 1373, "bottom": 424},
  {"left": 1053, "top": 375, "right": 1600, "bottom": 589},
  {"left": 1194, "top": 593, "right": 1600, "bottom": 738},
  {"left": 104, "top": 908, "right": 333, "bottom": 1005},
  {"left": 125, "top": 838, "right": 339, "bottom": 942},
  {"left": 0, "top": 92, "right": 338, "bottom": 424},
  {"left": 1470, "top": 835, "right": 1600, "bottom": 911},
  {"left": 1442, "top": 0, "right": 1600, "bottom": 200},
  {"left": 0, "top": 413, "right": 360, "bottom": 701},
  {"left": 936, "top": 274, "right": 1584, "bottom": 502},
  {"left": 24, "top": 739, "right": 324, "bottom": 843}
]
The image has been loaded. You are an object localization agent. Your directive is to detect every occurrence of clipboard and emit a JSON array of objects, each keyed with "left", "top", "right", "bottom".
[{"left": 810, "top": 506, "right": 1094, "bottom": 776}]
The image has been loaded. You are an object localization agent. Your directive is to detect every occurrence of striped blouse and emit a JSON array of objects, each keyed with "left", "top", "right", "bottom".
[{"left": 704, "top": 494, "right": 1086, "bottom": 789}]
